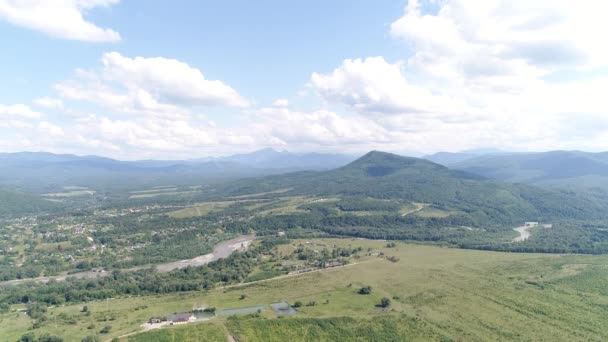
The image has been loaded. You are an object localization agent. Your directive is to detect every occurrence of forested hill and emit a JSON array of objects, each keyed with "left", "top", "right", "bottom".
[{"left": 222, "top": 151, "right": 608, "bottom": 226}]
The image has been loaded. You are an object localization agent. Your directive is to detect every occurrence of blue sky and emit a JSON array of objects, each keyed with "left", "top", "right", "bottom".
[{"left": 1, "top": 0, "right": 607, "bottom": 159}]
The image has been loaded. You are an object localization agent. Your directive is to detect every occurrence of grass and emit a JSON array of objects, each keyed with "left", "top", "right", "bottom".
[
  {"left": 42, "top": 190, "right": 96, "bottom": 197},
  {"left": 167, "top": 201, "right": 238, "bottom": 218},
  {"left": 129, "top": 190, "right": 200, "bottom": 199},
  {"left": 127, "top": 321, "right": 226, "bottom": 342},
  {"left": 2, "top": 239, "right": 608, "bottom": 341}
]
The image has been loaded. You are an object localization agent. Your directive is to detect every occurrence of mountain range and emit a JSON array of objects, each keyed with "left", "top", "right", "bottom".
[
  {"left": 425, "top": 150, "right": 608, "bottom": 190},
  {"left": 0, "top": 149, "right": 357, "bottom": 191}
]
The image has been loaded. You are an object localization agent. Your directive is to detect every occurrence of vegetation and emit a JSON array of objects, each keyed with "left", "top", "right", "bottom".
[{"left": 1, "top": 239, "right": 608, "bottom": 341}]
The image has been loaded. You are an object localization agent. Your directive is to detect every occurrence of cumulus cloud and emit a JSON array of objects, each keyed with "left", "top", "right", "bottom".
[
  {"left": 55, "top": 52, "right": 249, "bottom": 118},
  {"left": 307, "top": 0, "right": 608, "bottom": 153},
  {"left": 0, "top": 103, "right": 42, "bottom": 118},
  {"left": 0, "top": 0, "right": 121, "bottom": 42},
  {"left": 100, "top": 52, "right": 250, "bottom": 107},
  {"left": 39, "top": 121, "right": 65, "bottom": 137},
  {"left": 33, "top": 97, "right": 63, "bottom": 109}
]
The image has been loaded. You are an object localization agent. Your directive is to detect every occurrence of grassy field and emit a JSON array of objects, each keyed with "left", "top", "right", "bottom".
[{"left": 2, "top": 239, "right": 608, "bottom": 341}]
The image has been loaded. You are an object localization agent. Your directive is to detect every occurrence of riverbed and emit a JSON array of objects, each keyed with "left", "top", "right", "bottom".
[{"left": 1, "top": 235, "right": 255, "bottom": 286}]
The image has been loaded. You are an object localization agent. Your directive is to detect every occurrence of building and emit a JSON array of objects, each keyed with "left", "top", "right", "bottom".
[{"left": 167, "top": 313, "right": 196, "bottom": 325}]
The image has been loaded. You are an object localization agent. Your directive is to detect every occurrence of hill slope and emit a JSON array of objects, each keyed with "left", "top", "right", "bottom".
[{"left": 220, "top": 151, "right": 608, "bottom": 252}]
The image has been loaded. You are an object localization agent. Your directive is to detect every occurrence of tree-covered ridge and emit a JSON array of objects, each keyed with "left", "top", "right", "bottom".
[{"left": 222, "top": 151, "right": 608, "bottom": 226}]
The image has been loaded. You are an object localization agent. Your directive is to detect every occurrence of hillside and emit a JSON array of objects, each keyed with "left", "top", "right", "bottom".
[
  {"left": 429, "top": 150, "right": 608, "bottom": 190},
  {"left": 218, "top": 151, "right": 608, "bottom": 252}
]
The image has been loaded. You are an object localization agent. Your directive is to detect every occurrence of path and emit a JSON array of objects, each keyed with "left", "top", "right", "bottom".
[{"left": 512, "top": 226, "right": 531, "bottom": 242}]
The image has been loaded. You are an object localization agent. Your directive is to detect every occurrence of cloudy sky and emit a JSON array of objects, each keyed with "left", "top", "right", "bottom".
[{"left": 1, "top": 0, "right": 608, "bottom": 160}]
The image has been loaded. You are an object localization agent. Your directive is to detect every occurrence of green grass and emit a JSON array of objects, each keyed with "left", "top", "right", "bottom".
[
  {"left": 129, "top": 190, "right": 200, "bottom": 199},
  {"left": 225, "top": 315, "right": 445, "bottom": 342},
  {"left": 127, "top": 321, "right": 226, "bottom": 342},
  {"left": 167, "top": 201, "right": 237, "bottom": 218},
  {"left": 42, "top": 190, "right": 96, "bottom": 197},
  {"left": 3, "top": 239, "right": 608, "bottom": 341}
]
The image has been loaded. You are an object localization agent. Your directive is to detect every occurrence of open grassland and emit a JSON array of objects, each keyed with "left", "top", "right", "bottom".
[
  {"left": 42, "top": 190, "right": 96, "bottom": 197},
  {"left": 167, "top": 201, "right": 241, "bottom": 218},
  {"left": 2, "top": 239, "right": 608, "bottom": 341},
  {"left": 128, "top": 321, "right": 227, "bottom": 342},
  {"left": 129, "top": 190, "right": 201, "bottom": 199}
]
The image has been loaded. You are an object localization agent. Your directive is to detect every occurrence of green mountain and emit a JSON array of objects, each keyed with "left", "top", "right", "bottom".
[
  {"left": 432, "top": 150, "right": 608, "bottom": 190},
  {"left": 222, "top": 151, "right": 608, "bottom": 253}
]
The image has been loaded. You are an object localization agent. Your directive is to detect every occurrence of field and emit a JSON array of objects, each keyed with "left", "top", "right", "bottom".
[{"left": 2, "top": 238, "right": 608, "bottom": 341}]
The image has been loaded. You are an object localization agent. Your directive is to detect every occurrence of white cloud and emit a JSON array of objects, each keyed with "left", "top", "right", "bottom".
[
  {"left": 0, "top": 0, "right": 121, "bottom": 42},
  {"left": 272, "top": 98, "right": 289, "bottom": 107},
  {"left": 100, "top": 52, "right": 249, "bottom": 107},
  {"left": 0, "top": 103, "right": 42, "bottom": 118},
  {"left": 33, "top": 97, "right": 63, "bottom": 109},
  {"left": 306, "top": 1, "right": 608, "bottom": 153},
  {"left": 39, "top": 121, "right": 65, "bottom": 137},
  {"left": 55, "top": 52, "right": 249, "bottom": 119}
]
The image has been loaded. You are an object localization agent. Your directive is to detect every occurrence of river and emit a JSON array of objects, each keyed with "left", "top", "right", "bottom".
[{"left": 1, "top": 235, "right": 255, "bottom": 286}]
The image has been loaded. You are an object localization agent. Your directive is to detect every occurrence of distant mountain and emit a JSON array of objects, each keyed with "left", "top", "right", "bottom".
[
  {"left": 448, "top": 150, "right": 608, "bottom": 189},
  {"left": 0, "top": 149, "right": 356, "bottom": 192},
  {"left": 191, "top": 148, "right": 357, "bottom": 170},
  {"left": 423, "top": 149, "right": 506, "bottom": 166}
]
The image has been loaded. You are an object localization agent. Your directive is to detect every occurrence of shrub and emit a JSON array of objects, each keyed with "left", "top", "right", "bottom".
[{"left": 358, "top": 286, "right": 372, "bottom": 295}]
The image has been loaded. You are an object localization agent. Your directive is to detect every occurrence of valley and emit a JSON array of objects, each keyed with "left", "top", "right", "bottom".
[{"left": 3, "top": 151, "right": 608, "bottom": 341}]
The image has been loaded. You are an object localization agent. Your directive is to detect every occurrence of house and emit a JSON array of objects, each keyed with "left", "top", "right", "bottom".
[
  {"left": 167, "top": 313, "right": 196, "bottom": 325},
  {"left": 277, "top": 231, "right": 286, "bottom": 237},
  {"left": 148, "top": 317, "right": 164, "bottom": 324}
]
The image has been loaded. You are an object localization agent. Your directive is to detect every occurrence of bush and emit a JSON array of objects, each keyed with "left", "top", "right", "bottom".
[
  {"left": 380, "top": 297, "right": 391, "bottom": 308},
  {"left": 358, "top": 286, "right": 372, "bottom": 295},
  {"left": 292, "top": 301, "right": 303, "bottom": 308},
  {"left": 99, "top": 326, "right": 112, "bottom": 334},
  {"left": 306, "top": 301, "right": 317, "bottom": 307},
  {"left": 81, "top": 336, "right": 99, "bottom": 342}
]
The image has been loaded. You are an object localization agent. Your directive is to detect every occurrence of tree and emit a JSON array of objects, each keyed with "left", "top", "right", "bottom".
[
  {"left": 380, "top": 297, "right": 391, "bottom": 308},
  {"left": 358, "top": 286, "right": 372, "bottom": 295},
  {"left": 81, "top": 337, "right": 99, "bottom": 342},
  {"left": 99, "top": 326, "right": 112, "bottom": 334},
  {"left": 292, "top": 301, "right": 303, "bottom": 308},
  {"left": 19, "top": 333, "right": 36, "bottom": 342}
]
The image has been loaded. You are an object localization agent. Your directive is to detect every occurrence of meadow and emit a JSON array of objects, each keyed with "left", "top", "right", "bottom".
[{"left": 2, "top": 238, "right": 608, "bottom": 341}]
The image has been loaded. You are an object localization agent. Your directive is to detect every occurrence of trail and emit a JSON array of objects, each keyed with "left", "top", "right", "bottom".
[
  {"left": 221, "top": 258, "right": 383, "bottom": 289},
  {"left": 401, "top": 203, "right": 427, "bottom": 216},
  {"left": 512, "top": 225, "right": 531, "bottom": 242}
]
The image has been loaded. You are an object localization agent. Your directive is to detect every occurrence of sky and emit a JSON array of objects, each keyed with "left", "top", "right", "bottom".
[{"left": 1, "top": 0, "right": 608, "bottom": 160}]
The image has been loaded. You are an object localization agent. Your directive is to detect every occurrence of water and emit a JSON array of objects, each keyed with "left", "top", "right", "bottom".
[{"left": 216, "top": 305, "right": 265, "bottom": 316}]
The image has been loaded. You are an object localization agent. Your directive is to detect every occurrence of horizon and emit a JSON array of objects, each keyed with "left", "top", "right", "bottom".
[
  {"left": 1, "top": 147, "right": 604, "bottom": 162},
  {"left": 2, "top": 1, "right": 608, "bottom": 159}
]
